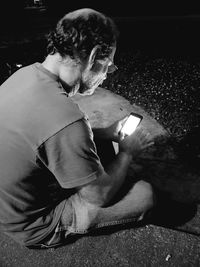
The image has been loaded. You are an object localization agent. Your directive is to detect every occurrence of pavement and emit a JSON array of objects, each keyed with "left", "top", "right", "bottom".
[
  {"left": 1, "top": 223, "right": 200, "bottom": 267},
  {"left": 0, "top": 88, "right": 200, "bottom": 267}
]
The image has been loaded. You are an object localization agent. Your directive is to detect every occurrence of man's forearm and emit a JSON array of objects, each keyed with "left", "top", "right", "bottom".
[
  {"left": 102, "top": 151, "right": 133, "bottom": 203},
  {"left": 78, "top": 151, "right": 133, "bottom": 206}
]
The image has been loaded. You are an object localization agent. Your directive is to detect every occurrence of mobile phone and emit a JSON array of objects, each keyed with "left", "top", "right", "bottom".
[{"left": 120, "top": 112, "right": 143, "bottom": 136}]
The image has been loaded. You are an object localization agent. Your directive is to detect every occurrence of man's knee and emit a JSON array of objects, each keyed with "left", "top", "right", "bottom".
[
  {"left": 133, "top": 180, "right": 155, "bottom": 214},
  {"left": 69, "top": 193, "right": 100, "bottom": 233}
]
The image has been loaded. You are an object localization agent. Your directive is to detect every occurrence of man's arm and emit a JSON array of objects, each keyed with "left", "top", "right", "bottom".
[
  {"left": 78, "top": 151, "right": 133, "bottom": 206},
  {"left": 38, "top": 117, "right": 152, "bottom": 207},
  {"left": 78, "top": 126, "right": 153, "bottom": 207}
]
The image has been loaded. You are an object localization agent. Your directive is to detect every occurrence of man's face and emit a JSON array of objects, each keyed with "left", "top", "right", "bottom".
[{"left": 78, "top": 46, "right": 117, "bottom": 96}]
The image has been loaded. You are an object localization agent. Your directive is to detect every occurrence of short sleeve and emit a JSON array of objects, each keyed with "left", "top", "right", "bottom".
[{"left": 37, "top": 117, "right": 103, "bottom": 188}]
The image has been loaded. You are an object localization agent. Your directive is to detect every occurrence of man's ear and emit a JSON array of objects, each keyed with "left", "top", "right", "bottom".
[{"left": 87, "top": 45, "right": 100, "bottom": 69}]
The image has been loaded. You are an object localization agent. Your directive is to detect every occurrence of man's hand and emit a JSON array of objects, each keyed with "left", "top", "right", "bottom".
[
  {"left": 104, "top": 115, "right": 129, "bottom": 142},
  {"left": 92, "top": 116, "right": 128, "bottom": 142},
  {"left": 119, "top": 126, "right": 154, "bottom": 158}
]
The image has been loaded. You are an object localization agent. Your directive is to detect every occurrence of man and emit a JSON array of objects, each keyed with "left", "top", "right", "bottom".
[{"left": 0, "top": 8, "right": 154, "bottom": 248}]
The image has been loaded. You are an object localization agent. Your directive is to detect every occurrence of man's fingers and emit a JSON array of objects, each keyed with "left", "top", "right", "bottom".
[
  {"left": 118, "top": 131, "right": 125, "bottom": 141},
  {"left": 121, "top": 115, "right": 129, "bottom": 126},
  {"left": 143, "top": 141, "right": 155, "bottom": 149},
  {"left": 147, "top": 140, "right": 155, "bottom": 146}
]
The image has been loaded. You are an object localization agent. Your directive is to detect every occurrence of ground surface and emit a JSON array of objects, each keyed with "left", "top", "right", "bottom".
[{"left": 1, "top": 224, "right": 200, "bottom": 267}]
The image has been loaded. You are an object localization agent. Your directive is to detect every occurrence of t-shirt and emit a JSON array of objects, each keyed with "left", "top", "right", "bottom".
[{"left": 0, "top": 63, "right": 102, "bottom": 246}]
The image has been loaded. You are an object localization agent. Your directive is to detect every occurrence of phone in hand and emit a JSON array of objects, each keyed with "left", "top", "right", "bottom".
[{"left": 120, "top": 112, "right": 143, "bottom": 136}]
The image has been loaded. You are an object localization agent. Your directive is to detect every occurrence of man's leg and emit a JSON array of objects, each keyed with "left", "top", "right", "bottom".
[
  {"left": 33, "top": 174, "right": 154, "bottom": 249},
  {"left": 94, "top": 180, "right": 154, "bottom": 227},
  {"left": 32, "top": 139, "right": 154, "bottom": 248},
  {"left": 66, "top": 178, "right": 154, "bottom": 235},
  {"left": 66, "top": 138, "right": 154, "bottom": 234}
]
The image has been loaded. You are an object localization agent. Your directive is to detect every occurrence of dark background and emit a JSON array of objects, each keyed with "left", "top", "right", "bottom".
[
  {"left": 1, "top": 1, "right": 200, "bottom": 58},
  {"left": 1, "top": 1, "right": 200, "bottom": 81}
]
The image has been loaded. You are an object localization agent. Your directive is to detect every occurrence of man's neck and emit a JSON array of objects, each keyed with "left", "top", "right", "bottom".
[{"left": 42, "top": 54, "right": 60, "bottom": 76}]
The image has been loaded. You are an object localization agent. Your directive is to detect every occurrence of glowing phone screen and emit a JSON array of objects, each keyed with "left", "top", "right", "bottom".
[{"left": 120, "top": 115, "right": 142, "bottom": 136}]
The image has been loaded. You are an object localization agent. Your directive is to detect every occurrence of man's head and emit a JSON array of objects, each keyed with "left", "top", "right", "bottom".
[{"left": 45, "top": 8, "right": 119, "bottom": 95}]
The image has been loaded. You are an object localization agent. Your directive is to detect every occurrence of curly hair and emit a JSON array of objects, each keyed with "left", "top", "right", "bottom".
[{"left": 46, "top": 8, "right": 119, "bottom": 61}]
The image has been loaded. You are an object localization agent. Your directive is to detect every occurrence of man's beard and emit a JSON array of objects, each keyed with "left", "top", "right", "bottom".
[
  {"left": 78, "top": 77, "right": 104, "bottom": 95},
  {"left": 78, "top": 79, "right": 94, "bottom": 95}
]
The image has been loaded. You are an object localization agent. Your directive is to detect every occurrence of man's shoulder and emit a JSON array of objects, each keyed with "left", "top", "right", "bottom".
[{"left": 0, "top": 62, "right": 85, "bottom": 150}]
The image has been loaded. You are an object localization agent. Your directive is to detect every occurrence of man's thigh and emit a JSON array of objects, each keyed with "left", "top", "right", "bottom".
[{"left": 63, "top": 180, "right": 154, "bottom": 234}]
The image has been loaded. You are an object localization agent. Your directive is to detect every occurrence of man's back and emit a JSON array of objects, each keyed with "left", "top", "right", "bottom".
[{"left": 0, "top": 63, "right": 83, "bottom": 246}]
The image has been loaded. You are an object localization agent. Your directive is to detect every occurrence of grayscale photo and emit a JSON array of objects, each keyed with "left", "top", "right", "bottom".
[{"left": 0, "top": 1, "right": 200, "bottom": 266}]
